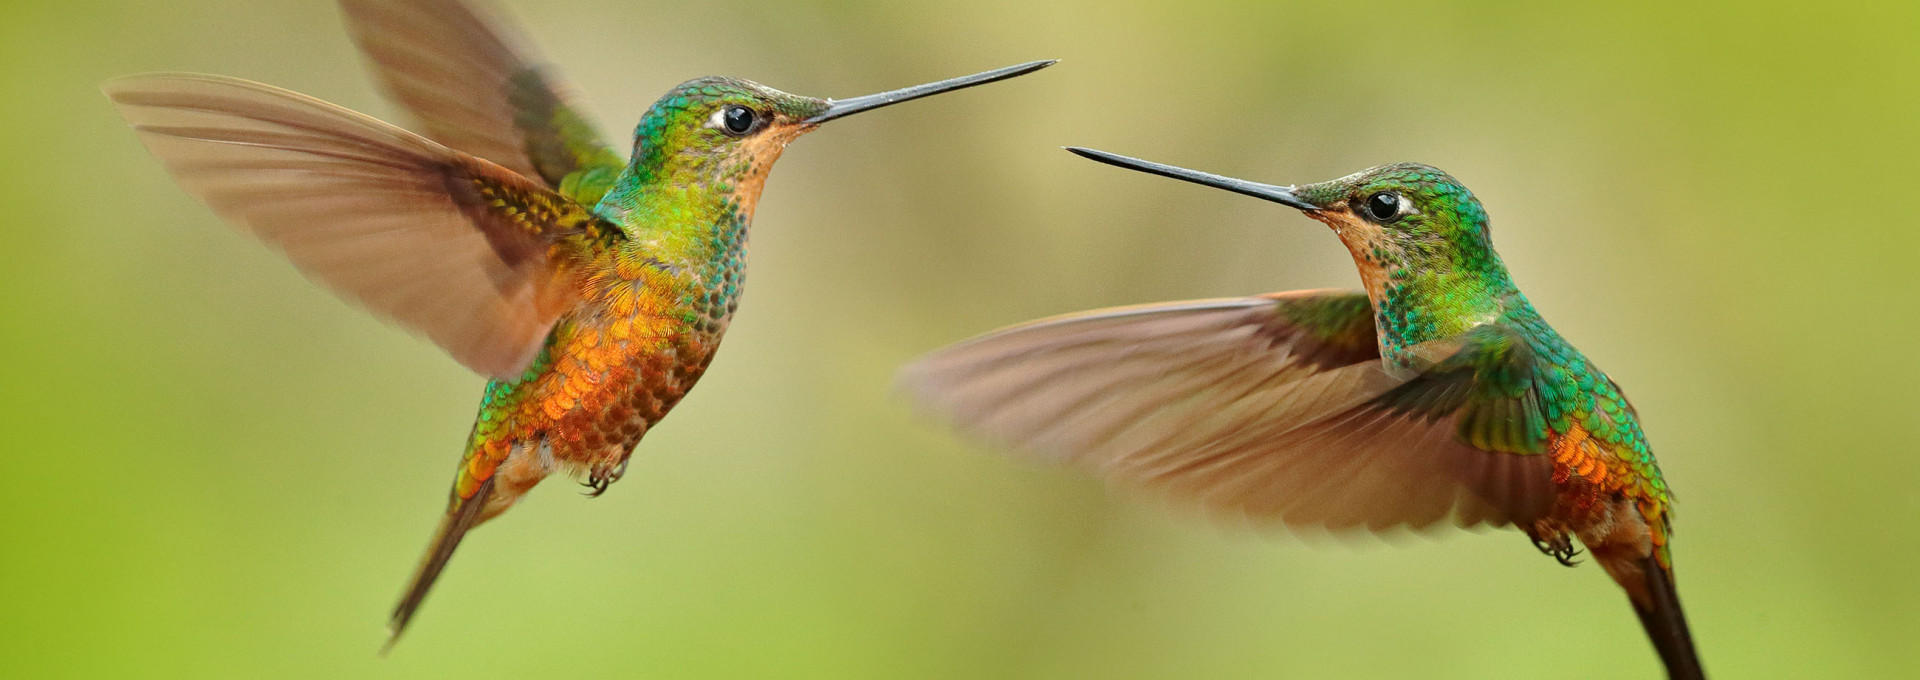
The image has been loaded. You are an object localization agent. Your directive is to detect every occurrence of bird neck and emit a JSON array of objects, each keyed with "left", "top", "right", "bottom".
[
  {"left": 595, "top": 153, "right": 766, "bottom": 275},
  {"left": 1361, "top": 244, "right": 1522, "bottom": 368}
]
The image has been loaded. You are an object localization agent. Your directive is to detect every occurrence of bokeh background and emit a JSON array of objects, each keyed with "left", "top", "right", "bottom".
[{"left": 4, "top": 0, "right": 1917, "bottom": 677}]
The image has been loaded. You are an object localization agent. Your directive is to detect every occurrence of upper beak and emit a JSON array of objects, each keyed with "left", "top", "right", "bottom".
[
  {"left": 1063, "top": 147, "right": 1320, "bottom": 212},
  {"left": 802, "top": 60, "right": 1058, "bottom": 125}
]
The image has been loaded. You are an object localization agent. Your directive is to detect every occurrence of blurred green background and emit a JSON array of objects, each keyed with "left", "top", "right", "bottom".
[{"left": 3, "top": 0, "right": 1916, "bottom": 677}]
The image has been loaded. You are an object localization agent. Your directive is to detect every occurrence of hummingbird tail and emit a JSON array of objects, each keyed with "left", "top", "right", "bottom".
[
  {"left": 382, "top": 477, "right": 495, "bottom": 655},
  {"left": 1622, "top": 553, "right": 1706, "bottom": 680}
]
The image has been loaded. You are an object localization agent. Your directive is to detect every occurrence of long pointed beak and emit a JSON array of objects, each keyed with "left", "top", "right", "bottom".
[
  {"left": 1064, "top": 147, "right": 1320, "bottom": 212},
  {"left": 803, "top": 60, "right": 1057, "bottom": 124}
]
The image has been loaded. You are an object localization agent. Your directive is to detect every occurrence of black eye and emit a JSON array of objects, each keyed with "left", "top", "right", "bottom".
[
  {"left": 1365, "top": 192, "right": 1403, "bottom": 221},
  {"left": 721, "top": 105, "right": 757, "bottom": 135}
]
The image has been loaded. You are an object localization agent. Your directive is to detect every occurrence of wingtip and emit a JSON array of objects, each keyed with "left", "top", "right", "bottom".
[
  {"left": 98, "top": 72, "right": 167, "bottom": 100},
  {"left": 889, "top": 357, "right": 940, "bottom": 403},
  {"left": 100, "top": 72, "right": 295, "bottom": 107},
  {"left": 100, "top": 71, "right": 211, "bottom": 88}
]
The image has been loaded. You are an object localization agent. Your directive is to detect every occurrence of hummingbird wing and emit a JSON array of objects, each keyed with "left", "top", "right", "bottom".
[
  {"left": 899, "top": 290, "right": 1555, "bottom": 532},
  {"left": 105, "top": 73, "right": 620, "bottom": 380},
  {"left": 337, "top": 0, "right": 625, "bottom": 200}
]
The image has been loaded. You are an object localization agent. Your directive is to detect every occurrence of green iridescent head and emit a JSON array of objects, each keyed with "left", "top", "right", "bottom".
[
  {"left": 1063, "top": 148, "right": 1505, "bottom": 277},
  {"left": 1292, "top": 163, "right": 1492, "bottom": 250},
  {"left": 627, "top": 77, "right": 827, "bottom": 174},
  {"left": 624, "top": 61, "right": 1058, "bottom": 187}
]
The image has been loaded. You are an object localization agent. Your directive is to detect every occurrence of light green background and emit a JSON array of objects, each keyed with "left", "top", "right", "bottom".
[{"left": 3, "top": 0, "right": 1914, "bottom": 677}]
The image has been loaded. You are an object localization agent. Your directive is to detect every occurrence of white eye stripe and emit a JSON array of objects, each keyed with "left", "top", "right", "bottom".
[{"left": 706, "top": 108, "right": 729, "bottom": 130}]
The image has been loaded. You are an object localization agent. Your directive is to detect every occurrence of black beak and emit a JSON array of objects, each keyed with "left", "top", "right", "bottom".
[
  {"left": 803, "top": 60, "right": 1057, "bottom": 124},
  {"left": 1064, "top": 147, "right": 1320, "bottom": 212}
]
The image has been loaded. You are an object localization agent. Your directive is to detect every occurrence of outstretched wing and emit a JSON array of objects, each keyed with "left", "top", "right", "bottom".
[
  {"left": 899, "top": 291, "right": 1556, "bottom": 532},
  {"left": 338, "top": 0, "right": 624, "bottom": 201},
  {"left": 105, "top": 73, "right": 622, "bottom": 379}
]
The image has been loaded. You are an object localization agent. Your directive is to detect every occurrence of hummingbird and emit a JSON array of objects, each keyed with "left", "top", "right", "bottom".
[
  {"left": 900, "top": 148, "right": 1705, "bottom": 678},
  {"left": 103, "top": 0, "right": 1053, "bottom": 649}
]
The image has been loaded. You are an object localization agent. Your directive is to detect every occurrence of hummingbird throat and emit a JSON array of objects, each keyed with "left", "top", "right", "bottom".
[
  {"left": 1316, "top": 210, "right": 1517, "bottom": 369},
  {"left": 597, "top": 130, "right": 802, "bottom": 274}
]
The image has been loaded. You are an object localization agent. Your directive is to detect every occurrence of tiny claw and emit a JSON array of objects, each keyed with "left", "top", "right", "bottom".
[
  {"left": 581, "top": 471, "right": 611, "bottom": 498},
  {"left": 581, "top": 457, "right": 632, "bottom": 498},
  {"left": 1529, "top": 531, "right": 1583, "bottom": 567}
]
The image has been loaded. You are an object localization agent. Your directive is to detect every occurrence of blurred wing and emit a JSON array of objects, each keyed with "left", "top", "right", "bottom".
[
  {"left": 105, "top": 73, "right": 623, "bottom": 379},
  {"left": 339, "top": 0, "right": 624, "bottom": 198},
  {"left": 900, "top": 291, "right": 1555, "bottom": 531}
]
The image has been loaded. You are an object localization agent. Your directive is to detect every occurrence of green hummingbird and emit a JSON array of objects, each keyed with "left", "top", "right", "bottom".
[
  {"left": 103, "top": 0, "right": 1052, "bottom": 649},
  {"left": 900, "top": 148, "right": 1704, "bottom": 678}
]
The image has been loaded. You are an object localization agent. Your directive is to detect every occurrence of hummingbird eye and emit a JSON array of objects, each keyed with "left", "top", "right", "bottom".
[
  {"left": 1365, "top": 192, "right": 1404, "bottom": 222},
  {"left": 719, "top": 105, "right": 758, "bottom": 135}
]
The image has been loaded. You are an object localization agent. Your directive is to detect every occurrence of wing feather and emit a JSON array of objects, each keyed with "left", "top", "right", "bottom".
[
  {"left": 105, "top": 72, "right": 620, "bottom": 379},
  {"left": 339, "top": 0, "right": 624, "bottom": 191},
  {"left": 901, "top": 291, "right": 1556, "bottom": 532}
]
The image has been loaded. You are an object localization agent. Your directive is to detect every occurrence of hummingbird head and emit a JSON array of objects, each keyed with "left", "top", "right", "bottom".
[
  {"left": 1065, "top": 148, "right": 1521, "bottom": 357},
  {"left": 625, "top": 77, "right": 825, "bottom": 196},
  {"left": 1064, "top": 149, "right": 1498, "bottom": 272},
  {"left": 625, "top": 61, "right": 1058, "bottom": 209},
  {"left": 1288, "top": 163, "right": 1497, "bottom": 275}
]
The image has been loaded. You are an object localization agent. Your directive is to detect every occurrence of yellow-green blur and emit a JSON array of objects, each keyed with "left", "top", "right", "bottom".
[{"left": 1, "top": 0, "right": 1914, "bottom": 678}]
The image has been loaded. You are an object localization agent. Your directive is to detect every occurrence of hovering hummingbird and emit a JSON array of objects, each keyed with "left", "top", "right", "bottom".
[
  {"left": 104, "top": 0, "right": 1053, "bottom": 649},
  {"left": 900, "top": 148, "right": 1704, "bottom": 678}
]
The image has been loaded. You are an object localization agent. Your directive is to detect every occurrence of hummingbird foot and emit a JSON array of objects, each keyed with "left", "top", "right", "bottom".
[
  {"left": 1529, "top": 531, "right": 1584, "bottom": 567},
  {"left": 582, "top": 472, "right": 611, "bottom": 497},
  {"left": 581, "top": 457, "right": 632, "bottom": 498}
]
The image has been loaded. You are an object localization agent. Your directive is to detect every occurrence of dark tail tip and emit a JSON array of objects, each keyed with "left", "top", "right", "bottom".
[
  {"left": 1632, "top": 555, "right": 1706, "bottom": 680},
  {"left": 381, "top": 478, "right": 495, "bottom": 655}
]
